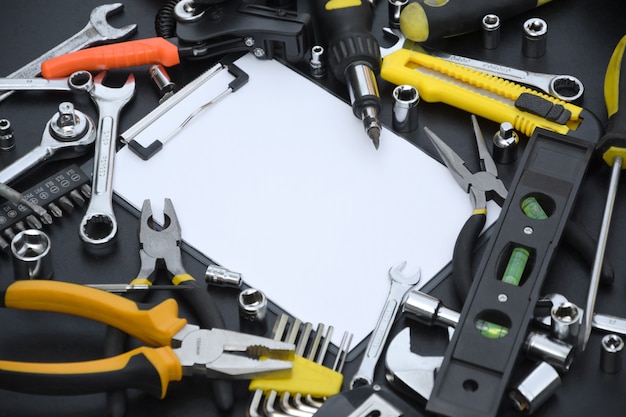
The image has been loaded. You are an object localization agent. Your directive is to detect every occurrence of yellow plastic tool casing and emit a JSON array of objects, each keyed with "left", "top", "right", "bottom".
[
  {"left": 381, "top": 49, "right": 583, "bottom": 137},
  {"left": 249, "top": 354, "right": 343, "bottom": 398}
]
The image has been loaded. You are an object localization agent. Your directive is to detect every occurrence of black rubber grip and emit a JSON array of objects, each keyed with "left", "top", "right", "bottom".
[
  {"left": 452, "top": 213, "right": 486, "bottom": 302},
  {"left": 177, "top": 280, "right": 233, "bottom": 410},
  {"left": 563, "top": 220, "right": 615, "bottom": 285},
  {"left": 0, "top": 352, "right": 163, "bottom": 397}
]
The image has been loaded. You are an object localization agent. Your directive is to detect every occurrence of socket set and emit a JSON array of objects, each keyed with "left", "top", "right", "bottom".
[{"left": 0, "top": 164, "right": 91, "bottom": 250}]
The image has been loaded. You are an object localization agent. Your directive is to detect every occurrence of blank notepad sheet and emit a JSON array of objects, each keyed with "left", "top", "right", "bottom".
[{"left": 113, "top": 54, "right": 500, "bottom": 346}]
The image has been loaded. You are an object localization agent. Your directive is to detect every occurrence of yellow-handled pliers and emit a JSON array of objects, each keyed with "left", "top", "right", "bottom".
[{"left": 0, "top": 280, "right": 295, "bottom": 398}]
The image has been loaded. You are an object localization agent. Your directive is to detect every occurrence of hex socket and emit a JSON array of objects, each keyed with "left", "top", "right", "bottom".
[
  {"left": 510, "top": 361, "right": 561, "bottom": 414},
  {"left": 11, "top": 229, "right": 53, "bottom": 280},
  {"left": 392, "top": 84, "right": 419, "bottom": 133},
  {"left": 522, "top": 18, "right": 548, "bottom": 58},
  {"left": 600, "top": 334, "right": 624, "bottom": 374},
  {"left": 482, "top": 14, "right": 501, "bottom": 49},
  {"left": 238, "top": 288, "right": 268, "bottom": 334}
]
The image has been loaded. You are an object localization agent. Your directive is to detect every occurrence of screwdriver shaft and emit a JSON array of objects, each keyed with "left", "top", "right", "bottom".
[{"left": 583, "top": 155, "right": 623, "bottom": 349}]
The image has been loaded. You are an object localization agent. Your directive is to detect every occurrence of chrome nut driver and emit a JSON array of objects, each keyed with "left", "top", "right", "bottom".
[
  {"left": 0, "top": 103, "right": 96, "bottom": 185},
  {"left": 75, "top": 72, "right": 135, "bottom": 248}
]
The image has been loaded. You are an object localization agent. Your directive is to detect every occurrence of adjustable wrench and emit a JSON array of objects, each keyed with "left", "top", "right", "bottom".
[
  {"left": 0, "top": 3, "right": 136, "bottom": 103},
  {"left": 75, "top": 72, "right": 135, "bottom": 248},
  {"left": 0, "top": 102, "right": 96, "bottom": 185},
  {"left": 350, "top": 261, "right": 421, "bottom": 388}
]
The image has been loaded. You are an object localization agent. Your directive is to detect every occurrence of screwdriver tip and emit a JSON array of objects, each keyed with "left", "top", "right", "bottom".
[{"left": 368, "top": 127, "right": 380, "bottom": 149}]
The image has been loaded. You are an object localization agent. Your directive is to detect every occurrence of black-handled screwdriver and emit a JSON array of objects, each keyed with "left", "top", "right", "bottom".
[
  {"left": 312, "top": 0, "right": 383, "bottom": 149},
  {"left": 583, "top": 34, "right": 626, "bottom": 350}
]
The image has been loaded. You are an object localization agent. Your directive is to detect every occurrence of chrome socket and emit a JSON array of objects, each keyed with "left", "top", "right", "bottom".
[
  {"left": 492, "top": 122, "right": 519, "bottom": 164},
  {"left": 522, "top": 18, "right": 548, "bottom": 58},
  {"left": 509, "top": 361, "right": 561, "bottom": 414},
  {"left": 11, "top": 229, "right": 53, "bottom": 281},
  {"left": 550, "top": 301, "right": 581, "bottom": 345},
  {"left": 525, "top": 331, "right": 574, "bottom": 373},
  {"left": 239, "top": 288, "right": 268, "bottom": 335},
  {"left": 309, "top": 45, "right": 327, "bottom": 79},
  {"left": 388, "top": 0, "right": 408, "bottom": 29},
  {"left": 600, "top": 334, "right": 624, "bottom": 374},
  {"left": 149, "top": 64, "right": 176, "bottom": 103},
  {"left": 0, "top": 118, "right": 15, "bottom": 151},
  {"left": 392, "top": 84, "right": 419, "bottom": 133},
  {"left": 482, "top": 14, "right": 501, "bottom": 49},
  {"left": 205, "top": 264, "right": 242, "bottom": 288}
]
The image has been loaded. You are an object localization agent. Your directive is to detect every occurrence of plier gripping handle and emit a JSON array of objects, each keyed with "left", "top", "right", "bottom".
[{"left": 0, "top": 280, "right": 294, "bottom": 399}]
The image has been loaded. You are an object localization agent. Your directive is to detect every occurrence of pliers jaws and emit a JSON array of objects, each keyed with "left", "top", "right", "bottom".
[
  {"left": 173, "top": 325, "right": 296, "bottom": 379},
  {"left": 137, "top": 198, "right": 186, "bottom": 280},
  {"left": 424, "top": 115, "right": 508, "bottom": 210}
]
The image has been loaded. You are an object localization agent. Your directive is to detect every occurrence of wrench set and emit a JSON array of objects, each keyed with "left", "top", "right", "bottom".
[{"left": 1, "top": 1, "right": 626, "bottom": 417}]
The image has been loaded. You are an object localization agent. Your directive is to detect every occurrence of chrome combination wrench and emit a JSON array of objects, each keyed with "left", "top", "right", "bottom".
[
  {"left": 0, "top": 3, "right": 136, "bottom": 104},
  {"left": 74, "top": 72, "right": 135, "bottom": 249},
  {"left": 350, "top": 261, "right": 421, "bottom": 388}
]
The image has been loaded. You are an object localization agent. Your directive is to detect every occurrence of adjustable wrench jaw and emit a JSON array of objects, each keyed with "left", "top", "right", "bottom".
[{"left": 384, "top": 327, "right": 444, "bottom": 403}]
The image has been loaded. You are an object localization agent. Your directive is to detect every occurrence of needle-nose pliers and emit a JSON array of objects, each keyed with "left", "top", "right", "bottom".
[
  {"left": 0, "top": 280, "right": 295, "bottom": 397},
  {"left": 424, "top": 115, "right": 508, "bottom": 302}
]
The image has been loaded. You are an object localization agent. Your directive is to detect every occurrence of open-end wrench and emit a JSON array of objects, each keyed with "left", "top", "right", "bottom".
[
  {"left": 350, "top": 261, "right": 421, "bottom": 388},
  {"left": 0, "top": 102, "right": 96, "bottom": 185},
  {"left": 74, "top": 72, "right": 135, "bottom": 248},
  {"left": 0, "top": 3, "right": 136, "bottom": 104}
]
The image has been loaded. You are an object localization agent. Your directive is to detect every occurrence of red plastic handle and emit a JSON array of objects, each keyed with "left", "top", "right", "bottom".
[{"left": 41, "top": 37, "right": 181, "bottom": 78}]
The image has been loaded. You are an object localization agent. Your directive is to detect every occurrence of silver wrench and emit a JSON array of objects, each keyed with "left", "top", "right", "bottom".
[
  {"left": 380, "top": 27, "right": 584, "bottom": 102},
  {"left": 0, "top": 102, "right": 96, "bottom": 185},
  {"left": 0, "top": 71, "right": 93, "bottom": 93},
  {"left": 0, "top": 3, "right": 136, "bottom": 103},
  {"left": 427, "top": 50, "right": 584, "bottom": 103},
  {"left": 74, "top": 72, "right": 135, "bottom": 248},
  {"left": 350, "top": 261, "right": 421, "bottom": 388}
]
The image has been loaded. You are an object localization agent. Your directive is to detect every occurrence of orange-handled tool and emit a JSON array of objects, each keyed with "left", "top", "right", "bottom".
[{"left": 41, "top": 37, "right": 181, "bottom": 78}]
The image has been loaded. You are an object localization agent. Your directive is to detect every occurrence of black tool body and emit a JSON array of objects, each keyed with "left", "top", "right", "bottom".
[
  {"left": 427, "top": 128, "right": 597, "bottom": 417},
  {"left": 400, "top": 0, "right": 545, "bottom": 43},
  {"left": 172, "top": 1, "right": 312, "bottom": 63}
]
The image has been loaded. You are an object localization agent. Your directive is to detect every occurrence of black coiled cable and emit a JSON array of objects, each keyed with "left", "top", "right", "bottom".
[{"left": 155, "top": 0, "right": 182, "bottom": 38}]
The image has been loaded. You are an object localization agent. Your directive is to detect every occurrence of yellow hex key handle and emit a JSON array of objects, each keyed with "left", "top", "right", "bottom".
[{"left": 381, "top": 48, "right": 584, "bottom": 137}]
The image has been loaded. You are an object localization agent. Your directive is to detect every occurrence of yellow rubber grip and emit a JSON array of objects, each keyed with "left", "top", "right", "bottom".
[
  {"left": 4, "top": 280, "right": 188, "bottom": 346},
  {"left": 172, "top": 273, "right": 195, "bottom": 286},
  {"left": 381, "top": 49, "right": 583, "bottom": 137}
]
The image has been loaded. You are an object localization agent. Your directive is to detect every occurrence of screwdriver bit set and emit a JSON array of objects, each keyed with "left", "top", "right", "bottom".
[{"left": 0, "top": 164, "right": 90, "bottom": 251}]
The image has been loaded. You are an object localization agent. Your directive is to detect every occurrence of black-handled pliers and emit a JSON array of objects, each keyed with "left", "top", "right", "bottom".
[{"left": 424, "top": 115, "right": 507, "bottom": 302}]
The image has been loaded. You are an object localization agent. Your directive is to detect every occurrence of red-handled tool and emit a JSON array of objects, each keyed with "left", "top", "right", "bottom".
[{"left": 41, "top": 37, "right": 181, "bottom": 78}]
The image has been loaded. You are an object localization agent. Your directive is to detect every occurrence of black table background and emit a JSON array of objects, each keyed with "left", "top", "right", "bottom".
[{"left": 1, "top": 1, "right": 626, "bottom": 416}]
